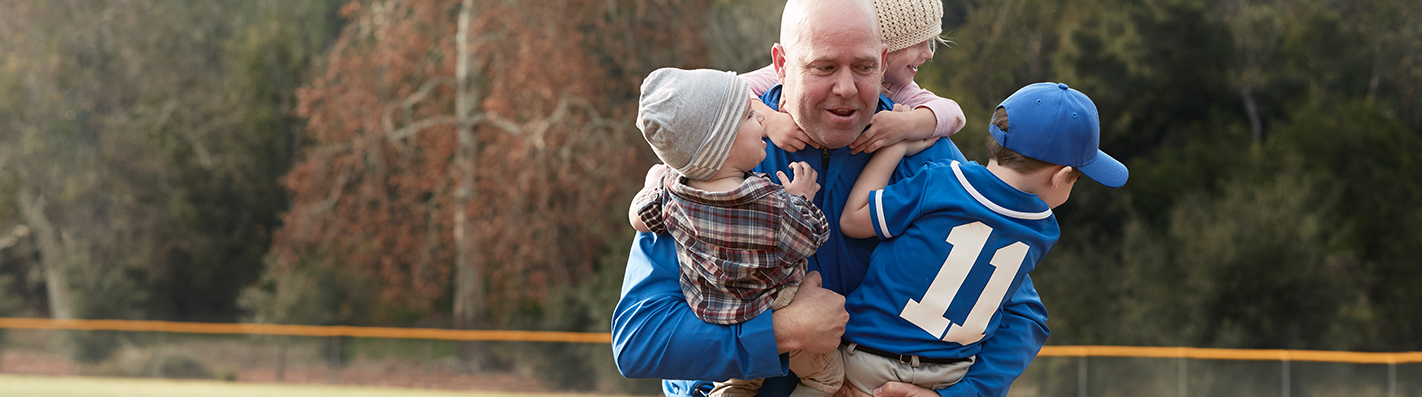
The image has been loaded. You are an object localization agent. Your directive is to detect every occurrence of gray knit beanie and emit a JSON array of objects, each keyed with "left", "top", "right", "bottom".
[
  {"left": 637, "top": 68, "right": 751, "bottom": 181},
  {"left": 875, "top": 0, "right": 943, "bottom": 52}
]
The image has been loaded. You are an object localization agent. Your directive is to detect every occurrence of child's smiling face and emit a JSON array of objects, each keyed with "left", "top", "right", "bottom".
[{"left": 884, "top": 39, "right": 934, "bottom": 87}]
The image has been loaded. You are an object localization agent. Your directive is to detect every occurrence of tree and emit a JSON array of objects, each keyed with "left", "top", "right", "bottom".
[{"left": 270, "top": 0, "right": 709, "bottom": 370}]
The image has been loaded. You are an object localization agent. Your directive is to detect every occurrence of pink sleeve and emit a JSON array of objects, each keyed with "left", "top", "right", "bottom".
[
  {"left": 891, "top": 81, "right": 967, "bottom": 137},
  {"left": 739, "top": 64, "right": 779, "bottom": 97}
]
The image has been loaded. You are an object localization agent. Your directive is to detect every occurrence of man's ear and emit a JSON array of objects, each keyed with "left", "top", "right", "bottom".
[
  {"left": 772, "top": 43, "right": 788, "bottom": 82},
  {"left": 878, "top": 44, "right": 888, "bottom": 75},
  {"left": 1050, "top": 166, "right": 1076, "bottom": 188}
]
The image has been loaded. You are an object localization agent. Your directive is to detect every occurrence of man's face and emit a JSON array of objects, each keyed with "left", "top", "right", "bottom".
[{"left": 774, "top": 20, "right": 885, "bottom": 149}]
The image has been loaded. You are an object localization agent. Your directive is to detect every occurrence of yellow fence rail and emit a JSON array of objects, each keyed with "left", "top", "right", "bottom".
[
  {"left": 1040, "top": 345, "right": 1422, "bottom": 365},
  {"left": 3, "top": 317, "right": 1421, "bottom": 364},
  {"left": 0, "top": 317, "right": 610, "bottom": 344}
]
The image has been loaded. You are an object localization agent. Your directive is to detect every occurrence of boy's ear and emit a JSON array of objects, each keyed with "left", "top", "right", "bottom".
[
  {"left": 772, "top": 44, "right": 788, "bottom": 82},
  {"left": 1050, "top": 166, "right": 1076, "bottom": 188}
]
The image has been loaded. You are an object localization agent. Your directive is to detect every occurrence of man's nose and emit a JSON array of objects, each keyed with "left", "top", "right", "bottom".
[{"left": 831, "top": 69, "right": 857, "bottom": 98}]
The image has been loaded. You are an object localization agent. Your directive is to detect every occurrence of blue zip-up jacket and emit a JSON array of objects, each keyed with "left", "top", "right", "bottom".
[{"left": 612, "top": 84, "right": 1048, "bottom": 397}]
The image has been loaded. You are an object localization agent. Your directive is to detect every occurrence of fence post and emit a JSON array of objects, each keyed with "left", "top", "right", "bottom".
[
  {"left": 1281, "top": 359, "right": 1290, "bottom": 397},
  {"left": 1389, "top": 362, "right": 1397, "bottom": 397},
  {"left": 1078, "top": 355, "right": 1088, "bottom": 397},
  {"left": 276, "top": 336, "right": 287, "bottom": 382},
  {"left": 1178, "top": 356, "right": 1187, "bottom": 397},
  {"left": 151, "top": 332, "right": 166, "bottom": 378},
  {"left": 327, "top": 336, "right": 340, "bottom": 384}
]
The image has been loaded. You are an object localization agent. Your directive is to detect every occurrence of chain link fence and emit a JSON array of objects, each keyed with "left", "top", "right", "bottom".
[{"left": 0, "top": 320, "right": 1417, "bottom": 396}]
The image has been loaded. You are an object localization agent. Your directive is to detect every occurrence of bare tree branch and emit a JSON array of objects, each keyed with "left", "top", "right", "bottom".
[
  {"left": 383, "top": 77, "right": 456, "bottom": 133},
  {"left": 0, "top": 225, "right": 29, "bottom": 252},
  {"left": 16, "top": 188, "right": 71, "bottom": 319}
]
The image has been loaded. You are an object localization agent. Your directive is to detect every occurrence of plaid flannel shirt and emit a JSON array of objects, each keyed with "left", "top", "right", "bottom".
[{"left": 633, "top": 171, "right": 830, "bottom": 325}]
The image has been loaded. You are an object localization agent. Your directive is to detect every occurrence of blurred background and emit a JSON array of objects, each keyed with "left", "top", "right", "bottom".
[{"left": 0, "top": 0, "right": 1418, "bottom": 395}]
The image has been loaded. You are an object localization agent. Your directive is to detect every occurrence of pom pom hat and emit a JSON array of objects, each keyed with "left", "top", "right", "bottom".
[
  {"left": 990, "top": 82, "right": 1129, "bottom": 188},
  {"left": 875, "top": 0, "right": 944, "bottom": 52},
  {"left": 636, "top": 68, "right": 752, "bottom": 181}
]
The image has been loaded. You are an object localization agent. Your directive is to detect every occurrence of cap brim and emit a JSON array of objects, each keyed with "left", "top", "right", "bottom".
[{"left": 1077, "top": 150, "right": 1128, "bottom": 188}]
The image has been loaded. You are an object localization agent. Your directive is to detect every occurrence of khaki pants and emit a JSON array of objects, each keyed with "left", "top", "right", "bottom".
[
  {"left": 841, "top": 344, "right": 974, "bottom": 394},
  {"left": 709, "top": 348, "right": 844, "bottom": 397},
  {"left": 709, "top": 286, "right": 841, "bottom": 397}
]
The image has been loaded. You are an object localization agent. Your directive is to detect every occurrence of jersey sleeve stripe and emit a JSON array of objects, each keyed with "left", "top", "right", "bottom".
[
  {"left": 873, "top": 189, "right": 892, "bottom": 238},
  {"left": 951, "top": 161, "right": 1053, "bottom": 220}
]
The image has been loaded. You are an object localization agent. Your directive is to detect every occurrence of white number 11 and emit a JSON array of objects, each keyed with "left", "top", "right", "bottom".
[{"left": 899, "top": 221, "right": 1028, "bottom": 345}]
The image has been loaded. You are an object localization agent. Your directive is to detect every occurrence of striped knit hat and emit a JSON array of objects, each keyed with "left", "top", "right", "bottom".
[
  {"left": 637, "top": 68, "right": 752, "bottom": 181},
  {"left": 875, "top": 0, "right": 944, "bottom": 52}
]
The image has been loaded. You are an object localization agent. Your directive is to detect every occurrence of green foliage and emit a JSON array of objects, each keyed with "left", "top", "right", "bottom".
[
  {"left": 143, "top": 0, "right": 346, "bottom": 323},
  {"left": 928, "top": 0, "right": 1422, "bottom": 352},
  {"left": 239, "top": 254, "right": 376, "bottom": 327}
]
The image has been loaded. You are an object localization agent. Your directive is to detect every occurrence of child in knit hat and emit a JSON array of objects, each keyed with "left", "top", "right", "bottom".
[
  {"left": 628, "top": 67, "right": 844, "bottom": 397},
  {"left": 742, "top": 0, "right": 963, "bottom": 155}
]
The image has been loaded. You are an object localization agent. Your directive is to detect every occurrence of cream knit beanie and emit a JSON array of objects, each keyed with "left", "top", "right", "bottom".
[
  {"left": 875, "top": 0, "right": 943, "bottom": 52},
  {"left": 636, "top": 68, "right": 751, "bottom": 181}
]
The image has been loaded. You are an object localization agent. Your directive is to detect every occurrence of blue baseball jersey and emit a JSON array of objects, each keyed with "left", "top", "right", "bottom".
[{"left": 843, "top": 160, "right": 1059, "bottom": 359}]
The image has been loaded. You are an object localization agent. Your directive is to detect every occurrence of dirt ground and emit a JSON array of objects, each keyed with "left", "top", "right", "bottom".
[{"left": 0, "top": 349, "right": 552, "bottom": 393}]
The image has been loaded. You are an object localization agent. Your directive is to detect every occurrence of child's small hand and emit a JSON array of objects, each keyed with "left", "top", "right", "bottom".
[
  {"left": 765, "top": 111, "right": 819, "bottom": 153},
  {"left": 852, "top": 104, "right": 916, "bottom": 154},
  {"left": 777, "top": 161, "right": 821, "bottom": 199},
  {"left": 854, "top": 104, "right": 940, "bottom": 154},
  {"left": 643, "top": 164, "right": 670, "bottom": 188},
  {"left": 901, "top": 136, "right": 940, "bottom": 157}
]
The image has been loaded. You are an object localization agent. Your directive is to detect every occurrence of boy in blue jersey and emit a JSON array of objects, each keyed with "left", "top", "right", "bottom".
[{"left": 838, "top": 82, "right": 1128, "bottom": 394}]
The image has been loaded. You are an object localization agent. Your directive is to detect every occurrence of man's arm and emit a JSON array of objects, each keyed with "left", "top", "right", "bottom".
[{"left": 611, "top": 232, "right": 848, "bottom": 380}]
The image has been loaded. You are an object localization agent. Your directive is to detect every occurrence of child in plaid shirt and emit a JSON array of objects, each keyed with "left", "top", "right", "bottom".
[{"left": 628, "top": 67, "right": 839, "bottom": 397}]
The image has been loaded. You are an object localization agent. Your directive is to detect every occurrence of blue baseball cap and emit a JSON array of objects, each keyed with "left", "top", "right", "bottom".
[{"left": 989, "top": 82, "right": 1128, "bottom": 188}]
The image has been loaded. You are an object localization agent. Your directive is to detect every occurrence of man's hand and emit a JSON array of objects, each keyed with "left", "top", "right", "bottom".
[
  {"left": 765, "top": 110, "right": 819, "bottom": 153},
  {"left": 872, "top": 382, "right": 939, "bottom": 397},
  {"left": 777, "top": 161, "right": 821, "bottom": 199},
  {"left": 773, "top": 271, "right": 847, "bottom": 354}
]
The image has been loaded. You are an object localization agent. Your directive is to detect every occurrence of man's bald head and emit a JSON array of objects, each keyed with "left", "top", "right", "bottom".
[
  {"left": 779, "top": 0, "right": 882, "bottom": 55},
  {"left": 772, "top": 0, "right": 887, "bottom": 149}
]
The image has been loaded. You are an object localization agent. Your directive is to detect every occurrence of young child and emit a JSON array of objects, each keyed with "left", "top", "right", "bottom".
[
  {"left": 742, "top": 0, "right": 965, "bottom": 154},
  {"left": 837, "top": 82, "right": 1128, "bottom": 393},
  {"left": 628, "top": 67, "right": 842, "bottom": 397}
]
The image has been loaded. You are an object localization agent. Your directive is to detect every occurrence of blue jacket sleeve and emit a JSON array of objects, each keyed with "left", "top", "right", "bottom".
[
  {"left": 937, "top": 275, "right": 1049, "bottom": 397},
  {"left": 611, "top": 231, "right": 789, "bottom": 381}
]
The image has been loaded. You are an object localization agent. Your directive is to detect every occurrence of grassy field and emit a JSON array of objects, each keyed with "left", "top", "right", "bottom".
[{"left": 0, "top": 374, "right": 617, "bottom": 397}]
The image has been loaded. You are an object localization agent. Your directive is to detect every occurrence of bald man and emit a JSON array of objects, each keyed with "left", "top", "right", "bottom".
[{"left": 611, "top": 1, "right": 1048, "bottom": 396}]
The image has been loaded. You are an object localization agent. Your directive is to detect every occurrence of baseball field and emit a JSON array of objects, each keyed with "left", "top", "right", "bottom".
[{"left": 0, "top": 374, "right": 618, "bottom": 397}]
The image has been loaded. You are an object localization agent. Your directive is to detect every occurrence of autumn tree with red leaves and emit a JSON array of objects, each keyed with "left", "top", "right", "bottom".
[{"left": 263, "top": 0, "right": 709, "bottom": 347}]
